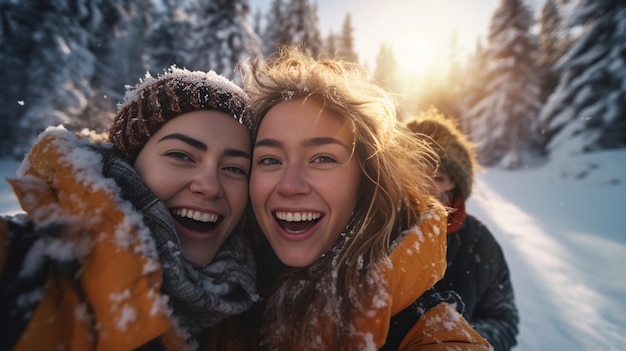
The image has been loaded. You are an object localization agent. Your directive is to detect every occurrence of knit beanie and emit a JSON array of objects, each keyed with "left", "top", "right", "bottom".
[
  {"left": 110, "top": 66, "right": 252, "bottom": 163},
  {"left": 405, "top": 109, "right": 479, "bottom": 199}
]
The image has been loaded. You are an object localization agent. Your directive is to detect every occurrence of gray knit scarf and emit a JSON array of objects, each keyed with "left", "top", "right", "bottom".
[{"left": 98, "top": 147, "right": 258, "bottom": 341}]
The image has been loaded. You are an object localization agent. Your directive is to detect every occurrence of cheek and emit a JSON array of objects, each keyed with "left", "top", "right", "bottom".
[
  {"left": 342, "top": 164, "right": 361, "bottom": 209},
  {"left": 440, "top": 181, "right": 455, "bottom": 193},
  {"left": 433, "top": 182, "right": 445, "bottom": 194},
  {"left": 150, "top": 176, "right": 177, "bottom": 202},
  {"left": 337, "top": 185, "right": 359, "bottom": 217},
  {"left": 136, "top": 165, "right": 173, "bottom": 201},
  {"left": 328, "top": 170, "right": 360, "bottom": 223},
  {"left": 134, "top": 149, "right": 171, "bottom": 201}
]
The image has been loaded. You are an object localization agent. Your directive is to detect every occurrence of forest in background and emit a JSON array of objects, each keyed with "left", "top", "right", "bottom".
[{"left": 0, "top": 0, "right": 624, "bottom": 170}]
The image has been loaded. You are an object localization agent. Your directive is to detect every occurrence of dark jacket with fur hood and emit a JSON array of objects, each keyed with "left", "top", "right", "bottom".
[{"left": 435, "top": 214, "right": 519, "bottom": 351}]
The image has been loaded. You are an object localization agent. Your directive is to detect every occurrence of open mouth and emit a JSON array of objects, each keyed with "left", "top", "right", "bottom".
[
  {"left": 171, "top": 208, "right": 220, "bottom": 232},
  {"left": 275, "top": 211, "right": 322, "bottom": 234}
]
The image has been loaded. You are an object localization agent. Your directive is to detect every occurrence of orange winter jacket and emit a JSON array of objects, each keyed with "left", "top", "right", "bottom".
[
  {"left": 207, "top": 204, "right": 492, "bottom": 350},
  {"left": 353, "top": 205, "right": 492, "bottom": 350},
  {"left": 0, "top": 127, "right": 187, "bottom": 351}
]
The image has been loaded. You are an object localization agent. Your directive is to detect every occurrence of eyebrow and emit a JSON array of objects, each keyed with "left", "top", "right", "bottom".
[
  {"left": 255, "top": 137, "right": 351, "bottom": 151},
  {"left": 159, "top": 133, "right": 206, "bottom": 150},
  {"left": 159, "top": 133, "right": 250, "bottom": 159}
]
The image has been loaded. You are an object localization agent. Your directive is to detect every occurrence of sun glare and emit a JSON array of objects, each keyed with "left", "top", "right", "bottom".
[{"left": 391, "top": 37, "right": 435, "bottom": 77}]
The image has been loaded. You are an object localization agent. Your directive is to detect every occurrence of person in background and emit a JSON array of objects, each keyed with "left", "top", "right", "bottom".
[
  {"left": 0, "top": 66, "right": 258, "bottom": 351},
  {"left": 406, "top": 108, "right": 519, "bottom": 351},
  {"left": 208, "top": 46, "right": 492, "bottom": 351}
]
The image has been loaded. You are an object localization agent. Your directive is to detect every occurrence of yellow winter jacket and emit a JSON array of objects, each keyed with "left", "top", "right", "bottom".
[{"left": 0, "top": 127, "right": 187, "bottom": 351}]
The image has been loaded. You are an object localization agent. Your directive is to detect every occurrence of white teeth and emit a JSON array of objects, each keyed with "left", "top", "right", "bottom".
[
  {"left": 275, "top": 211, "right": 321, "bottom": 222},
  {"left": 173, "top": 208, "right": 218, "bottom": 223}
]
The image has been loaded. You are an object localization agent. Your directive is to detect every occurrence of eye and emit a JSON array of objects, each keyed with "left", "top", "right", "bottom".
[
  {"left": 312, "top": 155, "right": 336, "bottom": 163},
  {"left": 165, "top": 151, "right": 193, "bottom": 162},
  {"left": 223, "top": 165, "right": 249, "bottom": 176},
  {"left": 258, "top": 157, "right": 281, "bottom": 166}
]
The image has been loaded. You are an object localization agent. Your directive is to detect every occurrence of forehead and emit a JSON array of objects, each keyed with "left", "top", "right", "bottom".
[
  {"left": 155, "top": 110, "right": 250, "bottom": 145},
  {"left": 259, "top": 98, "right": 351, "bottom": 137}
]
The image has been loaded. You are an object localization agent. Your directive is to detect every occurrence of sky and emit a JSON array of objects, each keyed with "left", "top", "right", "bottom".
[
  {"left": 1, "top": 146, "right": 625, "bottom": 350},
  {"left": 250, "top": 0, "right": 545, "bottom": 75}
]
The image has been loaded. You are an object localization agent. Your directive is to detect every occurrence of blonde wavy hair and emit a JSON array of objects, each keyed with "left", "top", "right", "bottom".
[{"left": 239, "top": 46, "right": 440, "bottom": 350}]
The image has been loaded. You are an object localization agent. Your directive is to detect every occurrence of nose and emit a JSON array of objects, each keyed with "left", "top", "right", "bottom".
[
  {"left": 189, "top": 168, "right": 222, "bottom": 198},
  {"left": 276, "top": 163, "right": 310, "bottom": 196}
]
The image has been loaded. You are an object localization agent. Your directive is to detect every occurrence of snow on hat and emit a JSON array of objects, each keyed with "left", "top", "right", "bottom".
[
  {"left": 110, "top": 65, "right": 252, "bottom": 163},
  {"left": 405, "top": 109, "right": 479, "bottom": 199}
]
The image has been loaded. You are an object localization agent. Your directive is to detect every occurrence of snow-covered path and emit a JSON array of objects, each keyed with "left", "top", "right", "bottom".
[{"left": 469, "top": 166, "right": 626, "bottom": 351}]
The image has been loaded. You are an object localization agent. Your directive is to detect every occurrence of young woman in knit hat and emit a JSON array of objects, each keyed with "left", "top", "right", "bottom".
[
  {"left": 207, "top": 46, "right": 492, "bottom": 350},
  {"left": 406, "top": 108, "right": 519, "bottom": 351},
  {"left": 0, "top": 66, "right": 258, "bottom": 350}
]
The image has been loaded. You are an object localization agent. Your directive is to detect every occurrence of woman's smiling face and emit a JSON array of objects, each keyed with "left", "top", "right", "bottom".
[
  {"left": 250, "top": 98, "right": 361, "bottom": 267},
  {"left": 134, "top": 110, "right": 251, "bottom": 266}
]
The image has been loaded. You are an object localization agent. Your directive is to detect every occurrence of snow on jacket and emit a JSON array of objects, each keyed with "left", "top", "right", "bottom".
[
  {"left": 435, "top": 214, "right": 519, "bottom": 351},
  {"left": 207, "top": 205, "right": 493, "bottom": 350},
  {"left": 365, "top": 207, "right": 493, "bottom": 350},
  {"left": 0, "top": 126, "right": 257, "bottom": 351}
]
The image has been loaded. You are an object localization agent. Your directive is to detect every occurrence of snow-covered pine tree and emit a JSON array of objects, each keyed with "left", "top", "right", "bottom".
[
  {"left": 90, "top": 0, "right": 153, "bottom": 125},
  {"left": 0, "top": 0, "right": 140, "bottom": 156},
  {"left": 538, "top": 0, "right": 626, "bottom": 155},
  {"left": 12, "top": 0, "right": 105, "bottom": 156},
  {"left": 373, "top": 43, "right": 401, "bottom": 101},
  {"left": 538, "top": 0, "right": 572, "bottom": 103},
  {"left": 532, "top": 0, "right": 576, "bottom": 155},
  {"left": 252, "top": 6, "right": 263, "bottom": 40},
  {"left": 279, "top": 0, "right": 322, "bottom": 57},
  {"left": 323, "top": 30, "right": 338, "bottom": 58},
  {"left": 186, "top": 0, "right": 261, "bottom": 81},
  {"left": 262, "top": 0, "right": 287, "bottom": 57},
  {"left": 0, "top": 0, "right": 32, "bottom": 157},
  {"left": 466, "top": 0, "right": 542, "bottom": 169},
  {"left": 458, "top": 40, "right": 489, "bottom": 139},
  {"left": 434, "top": 31, "right": 464, "bottom": 122},
  {"left": 338, "top": 14, "right": 358, "bottom": 63},
  {"left": 148, "top": 0, "right": 187, "bottom": 73}
]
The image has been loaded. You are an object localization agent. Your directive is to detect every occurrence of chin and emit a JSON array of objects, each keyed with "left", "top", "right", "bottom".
[{"left": 275, "top": 250, "right": 318, "bottom": 268}]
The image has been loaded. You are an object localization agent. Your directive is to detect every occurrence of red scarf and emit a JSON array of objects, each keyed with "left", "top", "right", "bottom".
[{"left": 445, "top": 194, "right": 467, "bottom": 234}]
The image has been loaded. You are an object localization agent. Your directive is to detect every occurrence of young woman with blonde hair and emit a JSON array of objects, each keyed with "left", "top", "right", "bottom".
[{"left": 209, "top": 46, "right": 492, "bottom": 351}]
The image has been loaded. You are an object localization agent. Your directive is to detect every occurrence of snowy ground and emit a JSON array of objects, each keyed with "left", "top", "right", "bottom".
[
  {"left": 1, "top": 149, "right": 625, "bottom": 350},
  {"left": 468, "top": 150, "right": 626, "bottom": 350}
]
